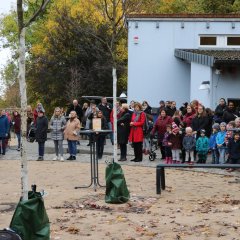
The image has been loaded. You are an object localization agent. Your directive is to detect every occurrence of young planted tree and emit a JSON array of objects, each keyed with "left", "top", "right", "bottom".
[{"left": 17, "top": 0, "right": 50, "bottom": 200}]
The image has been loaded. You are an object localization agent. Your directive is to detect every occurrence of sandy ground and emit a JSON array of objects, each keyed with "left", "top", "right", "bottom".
[{"left": 0, "top": 159, "right": 240, "bottom": 240}]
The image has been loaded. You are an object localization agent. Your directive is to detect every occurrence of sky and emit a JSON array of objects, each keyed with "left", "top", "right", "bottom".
[{"left": 0, "top": 0, "right": 15, "bottom": 95}]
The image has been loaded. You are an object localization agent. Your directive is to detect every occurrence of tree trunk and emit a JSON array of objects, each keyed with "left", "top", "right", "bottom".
[
  {"left": 112, "top": 67, "right": 118, "bottom": 162},
  {"left": 19, "top": 27, "right": 28, "bottom": 201}
]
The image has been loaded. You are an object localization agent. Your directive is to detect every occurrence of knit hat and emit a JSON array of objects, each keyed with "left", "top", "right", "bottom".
[
  {"left": 200, "top": 129, "right": 206, "bottom": 134},
  {"left": 172, "top": 122, "right": 179, "bottom": 134},
  {"left": 212, "top": 123, "right": 220, "bottom": 130},
  {"left": 220, "top": 122, "right": 227, "bottom": 127}
]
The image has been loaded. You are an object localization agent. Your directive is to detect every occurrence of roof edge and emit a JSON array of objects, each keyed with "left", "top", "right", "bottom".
[{"left": 127, "top": 13, "right": 240, "bottom": 20}]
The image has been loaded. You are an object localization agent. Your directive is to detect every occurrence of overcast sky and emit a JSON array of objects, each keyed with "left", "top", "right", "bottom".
[{"left": 0, "top": 0, "right": 15, "bottom": 94}]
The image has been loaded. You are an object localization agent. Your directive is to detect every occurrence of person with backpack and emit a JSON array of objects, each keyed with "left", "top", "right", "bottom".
[{"left": 129, "top": 102, "right": 146, "bottom": 162}]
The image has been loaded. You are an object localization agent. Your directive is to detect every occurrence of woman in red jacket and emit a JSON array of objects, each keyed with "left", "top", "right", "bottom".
[
  {"left": 129, "top": 102, "right": 146, "bottom": 162},
  {"left": 151, "top": 109, "right": 173, "bottom": 160},
  {"left": 182, "top": 105, "right": 196, "bottom": 127}
]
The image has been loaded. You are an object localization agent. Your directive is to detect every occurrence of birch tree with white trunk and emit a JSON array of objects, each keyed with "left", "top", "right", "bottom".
[{"left": 17, "top": 0, "right": 51, "bottom": 201}]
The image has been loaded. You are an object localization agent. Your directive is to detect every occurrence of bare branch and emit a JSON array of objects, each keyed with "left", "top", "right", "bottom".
[
  {"left": 24, "top": 0, "right": 51, "bottom": 28},
  {"left": 103, "top": 0, "right": 114, "bottom": 21}
]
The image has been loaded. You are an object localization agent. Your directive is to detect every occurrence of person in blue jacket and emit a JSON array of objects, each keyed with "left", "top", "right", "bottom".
[
  {"left": 216, "top": 122, "right": 227, "bottom": 164},
  {"left": 0, "top": 109, "right": 10, "bottom": 155},
  {"left": 209, "top": 123, "right": 220, "bottom": 164}
]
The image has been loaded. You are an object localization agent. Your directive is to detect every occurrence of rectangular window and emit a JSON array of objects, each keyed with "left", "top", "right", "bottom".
[
  {"left": 200, "top": 36, "right": 217, "bottom": 45},
  {"left": 227, "top": 37, "right": 240, "bottom": 46}
]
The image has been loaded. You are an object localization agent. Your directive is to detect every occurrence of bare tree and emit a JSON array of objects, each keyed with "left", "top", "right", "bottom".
[
  {"left": 66, "top": 67, "right": 82, "bottom": 101},
  {"left": 17, "top": 0, "right": 51, "bottom": 201}
]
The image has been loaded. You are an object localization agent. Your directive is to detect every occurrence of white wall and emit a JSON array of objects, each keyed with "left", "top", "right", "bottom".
[
  {"left": 190, "top": 62, "right": 212, "bottom": 107},
  {"left": 128, "top": 20, "right": 240, "bottom": 107},
  {"left": 212, "top": 67, "right": 240, "bottom": 108}
]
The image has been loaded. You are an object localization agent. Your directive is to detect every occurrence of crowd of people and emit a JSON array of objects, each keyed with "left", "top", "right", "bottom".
[{"left": 0, "top": 97, "right": 240, "bottom": 169}]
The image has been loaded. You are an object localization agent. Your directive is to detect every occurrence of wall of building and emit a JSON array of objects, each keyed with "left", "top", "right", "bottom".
[
  {"left": 212, "top": 67, "right": 240, "bottom": 108},
  {"left": 190, "top": 62, "right": 212, "bottom": 107},
  {"left": 128, "top": 20, "right": 240, "bottom": 107}
]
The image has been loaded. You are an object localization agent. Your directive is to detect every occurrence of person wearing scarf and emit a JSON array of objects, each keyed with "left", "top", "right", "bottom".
[{"left": 129, "top": 102, "right": 146, "bottom": 162}]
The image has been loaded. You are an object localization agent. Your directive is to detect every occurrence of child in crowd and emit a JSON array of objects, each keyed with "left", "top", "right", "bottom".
[
  {"left": 227, "top": 130, "right": 240, "bottom": 171},
  {"left": 162, "top": 124, "right": 172, "bottom": 164},
  {"left": 196, "top": 129, "right": 209, "bottom": 163},
  {"left": 182, "top": 127, "right": 196, "bottom": 164},
  {"left": 216, "top": 122, "right": 227, "bottom": 164},
  {"left": 224, "top": 121, "right": 235, "bottom": 163},
  {"left": 168, "top": 122, "right": 182, "bottom": 163},
  {"left": 209, "top": 123, "right": 220, "bottom": 164}
]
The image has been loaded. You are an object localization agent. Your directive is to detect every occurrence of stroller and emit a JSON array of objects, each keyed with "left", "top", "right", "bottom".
[
  {"left": 27, "top": 123, "right": 36, "bottom": 143},
  {"left": 149, "top": 134, "right": 159, "bottom": 161}
]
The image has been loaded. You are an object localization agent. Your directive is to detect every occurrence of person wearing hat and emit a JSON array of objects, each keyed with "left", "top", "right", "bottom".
[
  {"left": 216, "top": 122, "right": 227, "bottom": 164},
  {"left": 227, "top": 130, "right": 240, "bottom": 171},
  {"left": 168, "top": 122, "right": 181, "bottom": 163},
  {"left": 209, "top": 123, "right": 220, "bottom": 164},
  {"left": 196, "top": 129, "right": 209, "bottom": 163},
  {"left": 35, "top": 109, "right": 48, "bottom": 161}
]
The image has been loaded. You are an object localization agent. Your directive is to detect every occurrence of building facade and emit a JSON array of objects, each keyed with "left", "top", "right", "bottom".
[{"left": 127, "top": 14, "right": 240, "bottom": 108}]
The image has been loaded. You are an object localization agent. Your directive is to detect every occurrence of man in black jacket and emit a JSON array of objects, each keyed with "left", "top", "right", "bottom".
[
  {"left": 98, "top": 97, "right": 113, "bottom": 144},
  {"left": 66, "top": 100, "right": 83, "bottom": 120}
]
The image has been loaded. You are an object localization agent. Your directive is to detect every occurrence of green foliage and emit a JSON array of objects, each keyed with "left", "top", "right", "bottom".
[{"left": 200, "top": 0, "right": 235, "bottom": 13}]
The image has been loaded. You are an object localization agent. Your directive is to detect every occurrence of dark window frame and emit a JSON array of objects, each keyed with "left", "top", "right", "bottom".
[
  {"left": 200, "top": 36, "right": 217, "bottom": 46},
  {"left": 227, "top": 36, "right": 240, "bottom": 46}
]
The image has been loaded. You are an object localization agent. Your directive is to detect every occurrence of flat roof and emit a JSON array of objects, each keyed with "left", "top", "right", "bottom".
[
  {"left": 175, "top": 49, "right": 240, "bottom": 66},
  {"left": 127, "top": 14, "right": 240, "bottom": 21}
]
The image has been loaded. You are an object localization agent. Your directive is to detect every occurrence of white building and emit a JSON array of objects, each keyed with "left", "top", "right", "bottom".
[{"left": 127, "top": 14, "right": 240, "bottom": 108}]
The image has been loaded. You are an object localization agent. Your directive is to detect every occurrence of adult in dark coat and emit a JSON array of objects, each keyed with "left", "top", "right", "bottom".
[
  {"left": 66, "top": 99, "right": 83, "bottom": 120},
  {"left": 12, "top": 110, "right": 21, "bottom": 150},
  {"left": 214, "top": 98, "right": 227, "bottom": 123},
  {"left": 98, "top": 97, "right": 113, "bottom": 144},
  {"left": 117, "top": 104, "right": 131, "bottom": 161},
  {"left": 35, "top": 110, "right": 48, "bottom": 160},
  {"left": 223, "top": 102, "right": 238, "bottom": 123},
  {"left": 191, "top": 105, "right": 210, "bottom": 138},
  {"left": 151, "top": 109, "right": 173, "bottom": 159},
  {"left": 205, "top": 108, "right": 214, "bottom": 137}
]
